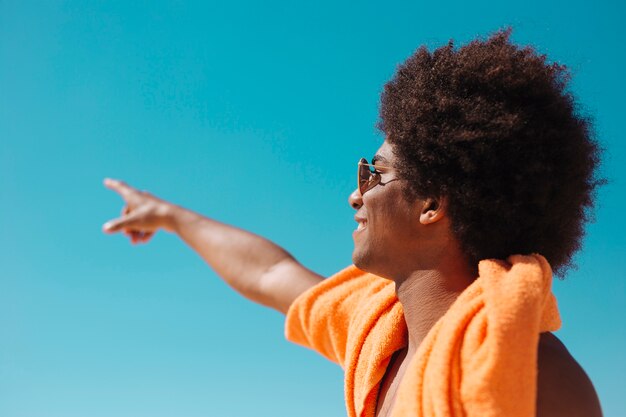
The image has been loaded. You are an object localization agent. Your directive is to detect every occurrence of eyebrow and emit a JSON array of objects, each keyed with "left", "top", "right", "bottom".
[{"left": 371, "top": 154, "right": 389, "bottom": 165}]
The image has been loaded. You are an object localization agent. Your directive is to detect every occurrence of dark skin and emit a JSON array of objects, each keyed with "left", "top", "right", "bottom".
[
  {"left": 349, "top": 142, "right": 602, "bottom": 417},
  {"left": 375, "top": 333, "right": 602, "bottom": 417},
  {"left": 104, "top": 142, "right": 602, "bottom": 417}
]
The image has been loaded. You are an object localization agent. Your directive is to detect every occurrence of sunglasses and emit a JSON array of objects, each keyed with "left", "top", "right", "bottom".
[{"left": 358, "top": 157, "right": 391, "bottom": 195}]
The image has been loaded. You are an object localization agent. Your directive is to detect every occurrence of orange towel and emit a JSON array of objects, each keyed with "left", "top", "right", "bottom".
[{"left": 285, "top": 254, "right": 561, "bottom": 417}]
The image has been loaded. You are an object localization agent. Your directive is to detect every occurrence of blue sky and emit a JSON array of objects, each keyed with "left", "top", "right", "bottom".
[{"left": 1, "top": 1, "right": 624, "bottom": 416}]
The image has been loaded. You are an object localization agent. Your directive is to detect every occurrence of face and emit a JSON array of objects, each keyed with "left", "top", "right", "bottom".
[{"left": 349, "top": 141, "right": 428, "bottom": 278}]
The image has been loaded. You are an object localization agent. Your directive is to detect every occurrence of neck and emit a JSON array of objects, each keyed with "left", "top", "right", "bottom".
[{"left": 394, "top": 249, "right": 475, "bottom": 355}]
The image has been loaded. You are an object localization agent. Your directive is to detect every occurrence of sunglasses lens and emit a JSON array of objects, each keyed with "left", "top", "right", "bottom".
[{"left": 358, "top": 160, "right": 378, "bottom": 194}]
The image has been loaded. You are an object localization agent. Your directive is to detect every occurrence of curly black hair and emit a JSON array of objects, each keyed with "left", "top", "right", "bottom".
[{"left": 377, "top": 28, "right": 604, "bottom": 277}]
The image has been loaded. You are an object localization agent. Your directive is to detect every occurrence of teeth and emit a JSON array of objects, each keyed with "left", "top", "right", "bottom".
[{"left": 357, "top": 221, "right": 367, "bottom": 231}]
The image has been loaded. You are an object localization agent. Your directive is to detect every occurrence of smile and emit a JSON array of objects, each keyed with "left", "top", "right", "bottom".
[{"left": 354, "top": 215, "right": 368, "bottom": 233}]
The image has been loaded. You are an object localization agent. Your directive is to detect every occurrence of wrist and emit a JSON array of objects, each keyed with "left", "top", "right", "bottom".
[{"left": 163, "top": 204, "right": 200, "bottom": 234}]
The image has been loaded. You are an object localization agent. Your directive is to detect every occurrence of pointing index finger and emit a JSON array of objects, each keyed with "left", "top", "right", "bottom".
[{"left": 103, "top": 178, "right": 136, "bottom": 199}]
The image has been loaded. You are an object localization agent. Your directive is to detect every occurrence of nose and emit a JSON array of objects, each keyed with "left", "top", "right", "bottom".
[{"left": 348, "top": 187, "right": 363, "bottom": 210}]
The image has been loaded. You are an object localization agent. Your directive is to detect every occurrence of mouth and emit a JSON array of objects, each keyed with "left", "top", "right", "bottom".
[{"left": 354, "top": 216, "right": 367, "bottom": 232}]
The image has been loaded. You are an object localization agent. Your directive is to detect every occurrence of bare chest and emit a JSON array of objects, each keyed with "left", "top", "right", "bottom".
[{"left": 375, "top": 348, "right": 409, "bottom": 417}]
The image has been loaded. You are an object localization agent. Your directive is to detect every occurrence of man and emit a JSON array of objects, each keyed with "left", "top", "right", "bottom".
[{"left": 103, "top": 29, "right": 603, "bottom": 416}]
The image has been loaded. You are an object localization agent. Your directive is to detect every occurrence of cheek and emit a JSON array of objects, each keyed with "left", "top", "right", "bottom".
[
  {"left": 383, "top": 209, "right": 414, "bottom": 242},
  {"left": 367, "top": 194, "right": 414, "bottom": 235}
]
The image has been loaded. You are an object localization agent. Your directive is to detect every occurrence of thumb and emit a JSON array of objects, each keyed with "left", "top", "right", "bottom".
[{"left": 102, "top": 212, "right": 141, "bottom": 233}]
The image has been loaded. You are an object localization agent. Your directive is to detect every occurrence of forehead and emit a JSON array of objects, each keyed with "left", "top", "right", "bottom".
[{"left": 374, "top": 141, "right": 396, "bottom": 161}]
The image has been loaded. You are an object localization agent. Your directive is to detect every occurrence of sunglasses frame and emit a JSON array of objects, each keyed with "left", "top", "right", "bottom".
[{"left": 358, "top": 158, "right": 391, "bottom": 195}]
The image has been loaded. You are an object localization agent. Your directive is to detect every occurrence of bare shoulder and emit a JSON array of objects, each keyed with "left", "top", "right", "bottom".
[{"left": 536, "top": 332, "right": 603, "bottom": 417}]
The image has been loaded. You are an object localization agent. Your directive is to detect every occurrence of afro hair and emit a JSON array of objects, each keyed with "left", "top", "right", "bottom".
[{"left": 377, "top": 28, "right": 605, "bottom": 277}]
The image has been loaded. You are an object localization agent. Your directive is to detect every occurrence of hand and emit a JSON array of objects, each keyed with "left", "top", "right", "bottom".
[{"left": 102, "top": 178, "right": 174, "bottom": 244}]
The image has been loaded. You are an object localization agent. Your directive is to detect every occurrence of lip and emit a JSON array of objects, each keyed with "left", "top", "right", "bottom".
[{"left": 353, "top": 215, "right": 367, "bottom": 236}]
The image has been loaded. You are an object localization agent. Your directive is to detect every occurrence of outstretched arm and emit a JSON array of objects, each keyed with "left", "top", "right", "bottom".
[{"left": 102, "top": 179, "right": 323, "bottom": 314}]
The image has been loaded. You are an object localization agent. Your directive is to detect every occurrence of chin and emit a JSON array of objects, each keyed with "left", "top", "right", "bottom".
[
  {"left": 352, "top": 249, "right": 374, "bottom": 272},
  {"left": 352, "top": 250, "right": 395, "bottom": 280},
  {"left": 351, "top": 250, "right": 365, "bottom": 269}
]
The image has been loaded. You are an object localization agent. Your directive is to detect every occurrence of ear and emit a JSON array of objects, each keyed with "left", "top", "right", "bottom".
[{"left": 418, "top": 197, "right": 446, "bottom": 225}]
